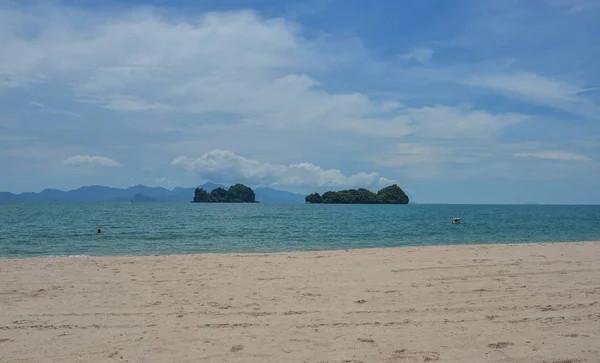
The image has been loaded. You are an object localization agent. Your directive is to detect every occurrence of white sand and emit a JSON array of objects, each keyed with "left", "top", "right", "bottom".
[{"left": 1, "top": 242, "right": 599, "bottom": 362}]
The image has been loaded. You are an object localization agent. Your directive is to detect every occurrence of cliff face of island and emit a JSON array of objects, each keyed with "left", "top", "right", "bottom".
[
  {"left": 193, "top": 183, "right": 257, "bottom": 203},
  {"left": 305, "top": 184, "right": 409, "bottom": 204}
]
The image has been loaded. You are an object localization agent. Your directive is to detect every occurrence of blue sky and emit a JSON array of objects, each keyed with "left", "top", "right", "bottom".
[{"left": 1, "top": 0, "right": 599, "bottom": 204}]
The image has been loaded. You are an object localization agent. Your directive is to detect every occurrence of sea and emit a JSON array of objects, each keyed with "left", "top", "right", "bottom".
[{"left": 1, "top": 203, "right": 599, "bottom": 258}]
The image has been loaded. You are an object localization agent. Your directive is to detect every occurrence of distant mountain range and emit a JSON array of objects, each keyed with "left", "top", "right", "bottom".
[{"left": 0, "top": 183, "right": 306, "bottom": 204}]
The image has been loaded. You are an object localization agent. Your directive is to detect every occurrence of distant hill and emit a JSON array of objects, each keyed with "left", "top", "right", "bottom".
[
  {"left": 0, "top": 183, "right": 306, "bottom": 204},
  {"left": 193, "top": 184, "right": 257, "bottom": 203},
  {"left": 305, "top": 185, "right": 409, "bottom": 204}
]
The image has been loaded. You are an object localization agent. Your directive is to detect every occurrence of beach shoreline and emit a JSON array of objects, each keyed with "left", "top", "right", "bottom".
[
  {"left": 3, "top": 239, "right": 600, "bottom": 261},
  {"left": 1, "top": 241, "right": 599, "bottom": 362}
]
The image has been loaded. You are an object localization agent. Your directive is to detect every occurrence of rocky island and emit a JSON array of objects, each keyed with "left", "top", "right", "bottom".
[
  {"left": 305, "top": 184, "right": 409, "bottom": 204},
  {"left": 193, "top": 183, "right": 258, "bottom": 203}
]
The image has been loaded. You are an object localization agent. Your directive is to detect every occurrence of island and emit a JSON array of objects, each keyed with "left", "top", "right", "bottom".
[
  {"left": 305, "top": 184, "right": 409, "bottom": 204},
  {"left": 193, "top": 183, "right": 258, "bottom": 203}
]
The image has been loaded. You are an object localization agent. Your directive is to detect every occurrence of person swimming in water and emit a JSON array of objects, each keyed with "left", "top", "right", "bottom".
[{"left": 97, "top": 228, "right": 102, "bottom": 234}]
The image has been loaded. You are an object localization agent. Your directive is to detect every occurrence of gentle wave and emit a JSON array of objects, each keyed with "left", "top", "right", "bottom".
[{"left": 1, "top": 203, "right": 600, "bottom": 258}]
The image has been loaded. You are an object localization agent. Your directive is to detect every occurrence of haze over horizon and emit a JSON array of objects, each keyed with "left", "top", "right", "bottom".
[{"left": 1, "top": 0, "right": 599, "bottom": 204}]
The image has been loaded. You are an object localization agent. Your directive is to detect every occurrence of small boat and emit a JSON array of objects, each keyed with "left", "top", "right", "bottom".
[{"left": 452, "top": 217, "right": 461, "bottom": 224}]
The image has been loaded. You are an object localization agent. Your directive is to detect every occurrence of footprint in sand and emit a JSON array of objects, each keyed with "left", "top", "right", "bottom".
[
  {"left": 357, "top": 338, "right": 375, "bottom": 344},
  {"left": 488, "top": 342, "right": 514, "bottom": 349},
  {"left": 302, "top": 292, "right": 321, "bottom": 297},
  {"left": 107, "top": 349, "right": 122, "bottom": 358},
  {"left": 391, "top": 349, "right": 440, "bottom": 361},
  {"left": 12, "top": 320, "right": 34, "bottom": 325},
  {"left": 208, "top": 301, "right": 232, "bottom": 310},
  {"left": 230, "top": 345, "right": 244, "bottom": 352}
]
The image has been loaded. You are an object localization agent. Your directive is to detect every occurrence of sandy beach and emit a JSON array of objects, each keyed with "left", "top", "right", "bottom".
[{"left": 1, "top": 242, "right": 599, "bottom": 362}]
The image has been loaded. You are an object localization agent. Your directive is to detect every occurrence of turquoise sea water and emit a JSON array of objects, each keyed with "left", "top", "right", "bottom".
[{"left": 1, "top": 203, "right": 599, "bottom": 258}]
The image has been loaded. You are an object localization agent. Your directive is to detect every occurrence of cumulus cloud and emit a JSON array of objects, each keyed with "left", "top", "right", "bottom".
[
  {"left": 0, "top": 7, "right": 315, "bottom": 111},
  {"left": 171, "top": 150, "right": 395, "bottom": 188},
  {"left": 0, "top": 5, "right": 529, "bottom": 141},
  {"left": 513, "top": 151, "right": 590, "bottom": 161},
  {"left": 63, "top": 155, "right": 122, "bottom": 167},
  {"left": 0, "top": 6, "right": 390, "bottom": 133}
]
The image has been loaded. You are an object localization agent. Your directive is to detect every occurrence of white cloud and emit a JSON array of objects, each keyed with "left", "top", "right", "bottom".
[
  {"left": 171, "top": 149, "right": 395, "bottom": 188},
  {"left": 28, "top": 100, "right": 80, "bottom": 117},
  {"left": 0, "top": 6, "right": 394, "bottom": 132},
  {"left": 0, "top": 5, "right": 527, "bottom": 141},
  {"left": 41, "top": 109, "right": 81, "bottom": 117},
  {"left": 399, "top": 47, "right": 435, "bottom": 64},
  {"left": 331, "top": 105, "right": 527, "bottom": 139},
  {"left": 513, "top": 151, "right": 590, "bottom": 161},
  {"left": 63, "top": 155, "right": 122, "bottom": 167},
  {"left": 467, "top": 72, "right": 598, "bottom": 118},
  {"left": 29, "top": 101, "right": 45, "bottom": 108},
  {"left": 408, "top": 105, "right": 526, "bottom": 139},
  {"left": 0, "top": 7, "right": 315, "bottom": 112},
  {"left": 400, "top": 47, "right": 435, "bottom": 64},
  {"left": 373, "top": 143, "right": 482, "bottom": 167},
  {"left": 99, "top": 95, "right": 172, "bottom": 112}
]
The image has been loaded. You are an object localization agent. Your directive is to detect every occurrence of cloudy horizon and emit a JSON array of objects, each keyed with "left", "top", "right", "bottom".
[{"left": 1, "top": 0, "right": 599, "bottom": 204}]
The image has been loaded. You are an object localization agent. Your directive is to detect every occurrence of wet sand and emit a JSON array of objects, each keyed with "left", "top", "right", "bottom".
[{"left": 1, "top": 241, "right": 599, "bottom": 362}]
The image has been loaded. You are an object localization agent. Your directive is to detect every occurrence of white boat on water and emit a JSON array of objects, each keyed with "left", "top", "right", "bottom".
[{"left": 452, "top": 217, "right": 461, "bottom": 224}]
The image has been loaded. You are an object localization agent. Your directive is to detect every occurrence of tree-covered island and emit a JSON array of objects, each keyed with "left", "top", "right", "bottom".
[
  {"left": 193, "top": 183, "right": 258, "bottom": 203},
  {"left": 305, "top": 184, "right": 409, "bottom": 204}
]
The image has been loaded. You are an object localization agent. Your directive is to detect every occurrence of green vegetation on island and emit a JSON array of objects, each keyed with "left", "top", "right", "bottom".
[
  {"left": 193, "top": 183, "right": 257, "bottom": 203},
  {"left": 305, "top": 184, "right": 409, "bottom": 204}
]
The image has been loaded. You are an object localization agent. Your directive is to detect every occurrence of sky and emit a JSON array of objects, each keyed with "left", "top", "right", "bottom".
[{"left": 1, "top": 0, "right": 599, "bottom": 204}]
